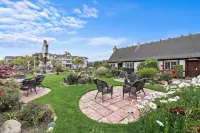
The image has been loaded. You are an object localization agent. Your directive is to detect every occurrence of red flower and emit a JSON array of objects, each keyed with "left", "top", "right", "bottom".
[
  {"left": 170, "top": 108, "right": 176, "bottom": 113},
  {"left": 0, "top": 92, "right": 3, "bottom": 97},
  {"left": 161, "top": 64, "right": 164, "bottom": 67}
]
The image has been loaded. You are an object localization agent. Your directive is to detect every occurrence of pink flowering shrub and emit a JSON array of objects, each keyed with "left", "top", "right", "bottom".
[{"left": 0, "top": 65, "right": 16, "bottom": 79}]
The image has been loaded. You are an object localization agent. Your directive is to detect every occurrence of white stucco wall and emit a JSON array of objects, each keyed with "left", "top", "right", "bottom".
[
  {"left": 134, "top": 62, "right": 141, "bottom": 72},
  {"left": 158, "top": 61, "right": 164, "bottom": 70},
  {"left": 179, "top": 60, "right": 185, "bottom": 77}
]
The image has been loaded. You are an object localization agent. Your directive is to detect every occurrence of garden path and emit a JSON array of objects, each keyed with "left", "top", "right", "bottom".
[{"left": 20, "top": 87, "right": 51, "bottom": 103}]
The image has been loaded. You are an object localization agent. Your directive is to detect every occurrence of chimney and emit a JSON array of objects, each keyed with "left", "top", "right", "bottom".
[{"left": 113, "top": 46, "right": 117, "bottom": 53}]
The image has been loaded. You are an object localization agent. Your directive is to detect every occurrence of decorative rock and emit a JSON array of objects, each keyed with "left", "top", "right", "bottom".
[
  {"left": 0, "top": 120, "right": 21, "bottom": 133},
  {"left": 51, "top": 113, "right": 56, "bottom": 120},
  {"left": 47, "top": 127, "right": 53, "bottom": 132},
  {"left": 197, "top": 75, "right": 200, "bottom": 79},
  {"left": 53, "top": 116, "right": 57, "bottom": 122},
  {"left": 48, "top": 122, "right": 56, "bottom": 127}
]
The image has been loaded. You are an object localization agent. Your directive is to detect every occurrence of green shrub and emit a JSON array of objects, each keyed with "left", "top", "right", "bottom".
[
  {"left": 137, "top": 58, "right": 159, "bottom": 71},
  {"left": 64, "top": 72, "right": 79, "bottom": 85},
  {"left": 138, "top": 68, "right": 157, "bottom": 79},
  {"left": 0, "top": 79, "right": 20, "bottom": 112},
  {"left": 95, "top": 66, "right": 109, "bottom": 77},
  {"left": 159, "top": 72, "right": 173, "bottom": 82},
  {"left": 32, "top": 66, "right": 42, "bottom": 73},
  {"left": 174, "top": 65, "right": 183, "bottom": 78},
  {"left": 109, "top": 67, "right": 120, "bottom": 77},
  {"left": 17, "top": 102, "right": 54, "bottom": 126},
  {"left": 64, "top": 71, "right": 92, "bottom": 85}
]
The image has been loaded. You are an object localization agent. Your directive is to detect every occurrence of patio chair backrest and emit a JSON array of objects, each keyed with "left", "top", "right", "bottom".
[
  {"left": 94, "top": 79, "right": 106, "bottom": 92},
  {"left": 36, "top": 75, "right": 45, "bottom": 83},
  {"left": 29, "top": 78, "right": 36, "bottom": 88},
  {"left": 127, "top": 74, "right": 138, "bottom": 82},
  {"left": 132, "top": 80, "right": 142, "bottom": 92},
  {"left": 22, "top": 78, "right": 30, "bottom": 87}
]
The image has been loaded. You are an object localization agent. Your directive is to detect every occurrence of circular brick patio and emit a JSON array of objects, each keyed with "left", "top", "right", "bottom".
[{"left": 79, "top": 86, "right": 156, "bottom": 124}]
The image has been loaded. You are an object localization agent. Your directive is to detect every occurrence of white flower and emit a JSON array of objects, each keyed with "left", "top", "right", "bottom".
[
  {"left": 141, "top": 100, "right": 149, "bottom": 106},
  {"left": 149, "top": 102, "right": 157, "bottom": 109},
  {"left": 172, "top": 80, "right": 181, "bottom": 85},
  {"left": 137, "top": 99, "right": 142, "bottom": 103},
  {"left": 178, "top": 82, "right": 191, "bottom": 88},
  {"left": 160, "top": 100, "right": 168, "bottom": 103},
  {"left": 166, "top": 91, "right": 176, "bottom": 95},
  {"left": 168, "top": 98, "right": 177, "bottom": 102},
  {"left": 156, "top": 120, "right": 164, "bottom": 127},
  {"left": 164, "top": 86, "right": 170, "bottom": 91},
  {"left": 136, "top": 104, "right": 145, "bottom": 109},
  {"left": 144, "top": 96, "right": 151, "bottom": 100},
  {"left": 174, "top": 96, "right": 180, "bottom": 100},
  {"left": 170, "top": 86, "right": 177, "bottom": 89}
]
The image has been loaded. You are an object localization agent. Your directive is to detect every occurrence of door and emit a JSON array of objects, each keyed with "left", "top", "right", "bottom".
[
  {"left": 118, "top": 63, "right": 122, "bottom": 68},
  {"left": 187, "top": 60, "right": 199, "bottom": 77}
]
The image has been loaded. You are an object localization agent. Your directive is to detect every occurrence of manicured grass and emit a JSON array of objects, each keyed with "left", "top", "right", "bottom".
[
  {"left": 144, "top": 84, "right": 167, "bottom": 93},
  {"left": 35, "top": 75, "right": 198, "bottom": 132}
]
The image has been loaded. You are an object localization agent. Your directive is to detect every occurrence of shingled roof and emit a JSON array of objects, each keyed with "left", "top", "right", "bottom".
[{"left": 108, "top": 33, "right": 200, "bottom": 62}]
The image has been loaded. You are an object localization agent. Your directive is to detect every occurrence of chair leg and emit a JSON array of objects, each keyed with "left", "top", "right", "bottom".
[
  {"left": 34, "top": 87, "right": 37, "bottom": 94},
  {"left": 95, "top": 92, "right": 99, "bottom": 99},
  {"left": 142, "top": 89, "right": 146, "bottom": 96},
  {"left": 27, "top": 89, "right": 29, "bottom": 97},
  {"left": 111, "top": 92, "right": 113, "bottom": 99},
  {"left": 129, "top": 92, "right": 130, "bottom": 96},
  {"left": 102, "top": 93, "right": 104, "bottom": 102}
]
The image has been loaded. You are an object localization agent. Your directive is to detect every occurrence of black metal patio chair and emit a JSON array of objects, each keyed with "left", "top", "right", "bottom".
[
  {"left": 124, "top": 73, "right": 138, "bottom": 86},
  {"left": 123, "top": 80, "right": 142, "bottom": 99},
  {"left": 21, "top": 78, "right": 37, "bottom": 97},
  {"left": 138, "top": 78, "right": 147, "bottom": 96},
  {"left": 36, "top": 75, "right": 45, "bottom": 89},
  {"left": 93, "top": 79, "right": 113, "bottom": 102}
]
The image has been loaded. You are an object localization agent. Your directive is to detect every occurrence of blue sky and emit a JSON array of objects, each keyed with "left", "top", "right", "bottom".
[{"left": 0, "top": 0, "right": 200, "bottom": 61}]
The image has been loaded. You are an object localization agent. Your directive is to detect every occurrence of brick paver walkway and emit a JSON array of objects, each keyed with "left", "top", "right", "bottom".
[
  {"left": 20, "top": 87, "right": 51, "bottom": 103},
  {"left": 79, "top": 86, "right": 156, "bottom": 124}
]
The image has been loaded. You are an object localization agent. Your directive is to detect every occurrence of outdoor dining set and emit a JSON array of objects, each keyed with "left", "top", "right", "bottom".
[
  {"left": 15, "top": 75, "right": 46, "bottom": 97},
  {"left": 94, "top": 73, "right": 147, "bottom": 102}
]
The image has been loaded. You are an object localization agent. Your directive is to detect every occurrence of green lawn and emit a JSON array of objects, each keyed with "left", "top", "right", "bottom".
[{"left": 34, "top": 75, "right": 196, "bottom": 133}]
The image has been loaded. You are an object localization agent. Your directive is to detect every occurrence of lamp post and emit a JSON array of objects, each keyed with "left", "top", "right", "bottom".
[
  {"left": 43, "top": 40, "right": 49, "bottom": 73},
  {"left": 33, "top": 53, "right": 39, "bottom": 68}
]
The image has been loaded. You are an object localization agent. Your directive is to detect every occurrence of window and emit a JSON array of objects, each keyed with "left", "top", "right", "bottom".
[
  {"left": 110, "top": 63, "right": 115, "bottom": 67},
  {"left": 164, "top": 61, "right": 178, "bottom": 70},
  {"left": 126, "top": 62, "right": 133, "bottom": 68}
]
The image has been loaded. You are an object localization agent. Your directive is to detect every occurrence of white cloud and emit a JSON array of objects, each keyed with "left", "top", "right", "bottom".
[
  {"left": 23, "top": 0, "right": 40, "bottom": 10},
  {"left": 61, "top": 16, "right": 86, "bottom": 28},
  {"left": 0, "top": 0, "right": 97, "bottom": 48},
  {"left": 88, "top": 37, "right": 127, "bottom": 46},
  {"left": 68, "top": 31, "right": 77, "bottom": 35},
  {"left": 74, "top": 4, "right": 98, "bottom": 18},
  {"left": 92, "top": 0, "right": 98, "bottom": 4},
  {"left": 73, "top": 8, "right": 82, "bottom": 14}
]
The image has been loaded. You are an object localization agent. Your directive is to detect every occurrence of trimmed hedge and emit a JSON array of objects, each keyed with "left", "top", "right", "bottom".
[{"left": 138, "top": 68, "right": 158, "bottom": 79}]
